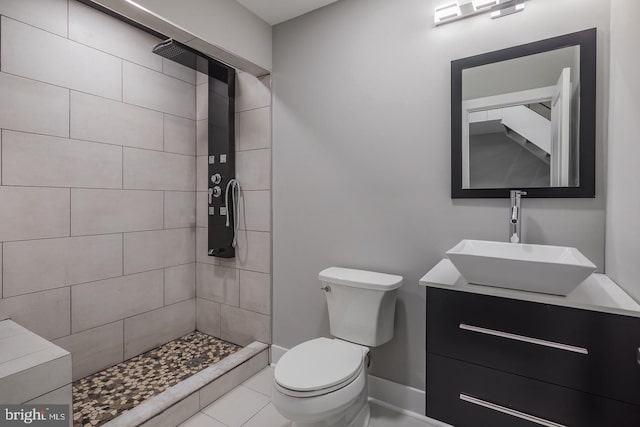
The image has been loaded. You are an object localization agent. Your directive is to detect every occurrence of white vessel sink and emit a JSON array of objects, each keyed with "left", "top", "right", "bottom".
[{"left": 446, "top": 240, "right": 597, "bottom": 296}]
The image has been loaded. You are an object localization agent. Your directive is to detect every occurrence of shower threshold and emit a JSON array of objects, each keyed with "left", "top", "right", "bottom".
[{"left": 72, "top": 332, "right": 269, "bottom": 427}]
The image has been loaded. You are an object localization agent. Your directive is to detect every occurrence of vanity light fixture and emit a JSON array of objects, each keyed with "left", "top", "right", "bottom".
[
  {"left": 434, "top": 2, "right": 462, "bottom": 25},
  {"left": 434, "top": 0, "right": 526, "bottom": 26},
  {"left": 472, "top": 0, "right": 499, "bottom": 11}
]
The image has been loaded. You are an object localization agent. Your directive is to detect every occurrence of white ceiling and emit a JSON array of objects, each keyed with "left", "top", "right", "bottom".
[{"left": 234, "top": 0, "right": 340, "bottom": 25}]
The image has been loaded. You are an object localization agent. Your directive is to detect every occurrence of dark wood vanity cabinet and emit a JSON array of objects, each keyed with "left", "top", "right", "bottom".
[{"left": 426, "top": 287, "right": 640, "bottom": 426}]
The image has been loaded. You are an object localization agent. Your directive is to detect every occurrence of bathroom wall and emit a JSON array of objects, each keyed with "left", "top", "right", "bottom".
[
  {"left": 605, "top": 0, "right": 640, "bottom": 301},
  {"left": 0, "top": 0, "right": 197, "bottom": 380},
  {"left": 195, "top": 72, "right": 273, "bottom": 347},
  {"left": 272, "top": 0, "right": 610, "bottom": 390}
]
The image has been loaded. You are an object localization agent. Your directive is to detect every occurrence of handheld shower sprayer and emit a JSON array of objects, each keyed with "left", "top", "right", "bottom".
[{"left": 225, "top": 179, "right": 241, "bottom": 248}]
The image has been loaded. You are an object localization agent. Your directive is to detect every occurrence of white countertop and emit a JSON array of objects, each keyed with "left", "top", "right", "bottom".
[{"left": 420, "top": 259, "right": 640, "bottom": 318}]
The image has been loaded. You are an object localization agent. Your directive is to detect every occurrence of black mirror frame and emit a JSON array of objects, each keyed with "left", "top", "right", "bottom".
[{"left": 451, "top": 28, "right": 597, "bottom": 199}]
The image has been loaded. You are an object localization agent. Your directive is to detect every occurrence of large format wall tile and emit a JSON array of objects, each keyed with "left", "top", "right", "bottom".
[
  {"left": 70, "top": 92, "right": 163, "bottom": 151},
  {"left": 237, "top": 107, "right": 271, "bottom": 151},
  {"left": 124, "top": 228, "right": 195, "bottom": 274},
  {"left": 124, "top": 299, "right": 196, "bottom": 359},
  {"left": 164, "top": 191, "right": 196, "bottom": 229},
  {"left": 124, "top": 148, "right": 196, "bottom": 191},
  {"left": 1, "top": 17, "right": 122, "bottom": 100},
  {"left": 165, "top": 263, "right": 196, "bottom": 305},
  {"left": 54, "top": 321, "right": 124, "bottom": 381},
  {"left": 123, "top": 62, "right": 195, "bottom": 119},
  {"left": 236, "top": 73, "right": 271, "bottom": 112},
  {"left": 0, "top": 288, "right": 70, "bottom": 340},
  {"left": 164, "top": 115, "right": 196, "bottom": 155},
  {"left": 239, "top": 270, "right": 271, "bottom": 315},
  {"left": 71, "top": 189, "right": 163, "bottom": 235},
  {"left": 196, "top": 228, "right": 216, "bottom": 266},
  {"left": 196, "top": 156, "right": 209, "bottom": 191},
  {"left": 0, "top": 72, "right": 69, "bottom": 137},
  {"left": 0, "top": 187, "right": 69, "bottom": 242},
  {"left": 236, "top": 149, "right": 271, "bottom": 190},
  {"left": 71, "top": 270, "right": 164, "bottom": 333},
  {"left": 68, "top": 1, "right": 162, "bottom": 71},
  {"left": 220, "top": 305, "right": 271, "bottom": 346},
  {"left": 2, "top": 234, "right": 122, "bottom": 297},
  {"left": 196, "top": 298, "right": 221, "bottom": 337},
  {"left": 235, "top": 231, "right": 271, "bottom": 274},
  {"left": 196, "top": 83, "right": 208, "bottom": 121},
  {"left": 0, "top": 0, "right": 68, "bottom": 37},
  {"left": 196, "top": 119, "right": 207, "bottom": 156},
  {"left": 196, "top": 192, "right": 207, "bottom": 228},
  {"left": 238, "top": 191, "right": 271, "bottom": 232},
  {"left": 162, "top": 59, "right": 196, "bottom": 85},
  {"left": 196, "top": 264, "right": 239, "bottom": 306},
  {"left": 2, "top": 131, "right": 122, "bottom": 188}
]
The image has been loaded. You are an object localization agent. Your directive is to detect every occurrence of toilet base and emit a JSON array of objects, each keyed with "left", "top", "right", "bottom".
[
  {"left": 290, "top": 397, "right": 370, "bottom": 427},
  {"left": 273, "top": 364, "right": 370, "bottom": 427}
]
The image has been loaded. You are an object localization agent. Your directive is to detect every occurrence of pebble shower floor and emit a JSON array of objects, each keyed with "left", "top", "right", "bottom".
[{"left": 72, "top": 332, "right": 241, "bottom": 426}]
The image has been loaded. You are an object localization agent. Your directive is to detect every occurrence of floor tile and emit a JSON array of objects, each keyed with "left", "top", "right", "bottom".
[
  {"left": 243, "top": 403, "right": 292, "bottom": 427},
  {"left": 241, "top": 366, "right": 274, "bottom": 397},
  {"left": 202, "top": 386, "right": 270, "bottom": 427},
  {"left": 180, "top": 412, "right": 226, "bottom": 427}
]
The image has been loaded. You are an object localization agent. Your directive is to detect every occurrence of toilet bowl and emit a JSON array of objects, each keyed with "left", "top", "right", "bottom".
[
  {"left": 273, "top": 338, "right": 369, "bottom": 427},
  {"left": 272, "top": 267, "right": 403, "bottom": 427}
]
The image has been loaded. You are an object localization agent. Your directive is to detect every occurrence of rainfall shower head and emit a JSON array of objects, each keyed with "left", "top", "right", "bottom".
[{"left": 152, "top": 39, "right": 209, "bottom": 75}]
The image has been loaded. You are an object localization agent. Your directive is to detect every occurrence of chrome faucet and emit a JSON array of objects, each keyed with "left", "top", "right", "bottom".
[{"left": 509, "top": 190, "right": 527, "bottom": 243}]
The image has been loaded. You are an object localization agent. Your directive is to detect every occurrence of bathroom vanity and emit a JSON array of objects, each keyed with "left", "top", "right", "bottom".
[{"left": 421, "top": 259, "right": 640, "bottom": 426}]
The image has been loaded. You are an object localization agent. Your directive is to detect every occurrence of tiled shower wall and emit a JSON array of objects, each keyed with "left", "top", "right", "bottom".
[
  {"left": 0, "top": 0, "right": 198, "bottom": 380},
  {"left": 195, "top": 72, "right": 272, "bottom": 347}
]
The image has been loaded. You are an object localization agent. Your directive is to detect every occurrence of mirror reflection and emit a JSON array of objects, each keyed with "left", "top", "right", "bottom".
[{"left": 462, "top": 46, "right": 580, "bottom": 189}]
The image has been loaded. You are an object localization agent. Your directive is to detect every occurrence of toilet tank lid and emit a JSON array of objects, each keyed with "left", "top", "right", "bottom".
[{"left": 319, "top": 267, "right": 403, "bottom": 291}]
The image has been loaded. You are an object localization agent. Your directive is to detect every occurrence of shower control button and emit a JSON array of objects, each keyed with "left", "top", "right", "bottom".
[
  {"left": 220, "top": 207, "right": 227, "bottom": 215},
  {"left": 213, "top": 186, "right": 222, "bottom": 198},
  {"left": 208, "top": 207, "right": 215, "bottom": 216},
  {"left": 208, "top": 156, "right": 215, "bottom": 164},
  {"left": 220, "top": 154, "right": 227, "bottom": 163},
  {"left": 211, "top": 173, "right": 222, "bottom": 184}
]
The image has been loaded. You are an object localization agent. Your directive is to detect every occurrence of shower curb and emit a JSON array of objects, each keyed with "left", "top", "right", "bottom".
[{"left": 104, "top": 341, "right": 269, "bottom": 427}]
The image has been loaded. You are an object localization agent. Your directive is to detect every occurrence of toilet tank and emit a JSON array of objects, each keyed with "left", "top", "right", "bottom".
[{"left": 319, "top": 267, "right": 403, "bottom": 347}]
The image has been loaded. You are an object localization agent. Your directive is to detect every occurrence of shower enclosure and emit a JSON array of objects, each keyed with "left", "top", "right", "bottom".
[{"left": 0, "top": 0, "right": 273, "bottom": 425}]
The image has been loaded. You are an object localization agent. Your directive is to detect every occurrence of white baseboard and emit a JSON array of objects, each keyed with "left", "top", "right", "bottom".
[
  {"left": 367, "top": 374, "right": 425, "bottom": 416},
  {"left": 270, "top": 343, "right": 427, "bottom": 419},
  {"left": 369, "top": 398, "right": 452, "bottom": 426},
  {"left": 270, "top": 344, "right": 287, "bottom": 364}
]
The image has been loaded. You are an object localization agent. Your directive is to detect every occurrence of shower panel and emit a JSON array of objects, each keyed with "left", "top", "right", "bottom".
[{"left": 153, "top": 40, "right": 237, "bottom": 258}]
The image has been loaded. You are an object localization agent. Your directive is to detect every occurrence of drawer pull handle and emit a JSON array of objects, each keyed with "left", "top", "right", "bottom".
[
  {"left": 460, "top": 394, "right": 566, "bottom": 427},
  {"left": 459, "top": 324, "right": 588, "bottom": 355}
]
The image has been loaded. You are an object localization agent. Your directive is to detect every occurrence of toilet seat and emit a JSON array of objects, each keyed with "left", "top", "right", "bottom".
[{"left": 274, "top": 338, "right": 367, "bottom": 397}]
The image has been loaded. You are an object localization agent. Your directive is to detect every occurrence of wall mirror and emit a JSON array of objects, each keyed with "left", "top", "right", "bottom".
[{"left": 451, "top": 29, "right": 596, "bottom": 198}]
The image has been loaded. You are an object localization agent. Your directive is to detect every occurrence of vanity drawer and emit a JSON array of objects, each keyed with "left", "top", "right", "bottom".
[
  {"left": 427, "top": 287, "right": 640, "bottom": 405},
  {"left": 427, "top": 353, "right": 640, "bottom": 427}
]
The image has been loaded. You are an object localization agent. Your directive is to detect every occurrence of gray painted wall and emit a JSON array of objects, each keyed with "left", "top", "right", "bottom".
[
  {"left": 272, "top": 0, "right": 610, "bottom": 390},
  {"left": 606, "top": 0, "right": 640, "bottom": 301}
]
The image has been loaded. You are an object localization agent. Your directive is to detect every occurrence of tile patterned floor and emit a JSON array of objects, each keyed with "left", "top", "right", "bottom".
[
  {"left": 181, "top": 367, "right": 437, "bottom": 427},
  {"left": 73, "top": 332, "right": 240, "bottom": 426}
]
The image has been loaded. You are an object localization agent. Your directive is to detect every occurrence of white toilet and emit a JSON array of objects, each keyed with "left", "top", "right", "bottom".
[{"left": 272, "top": 267, "right": 403, "bottom": 427}]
